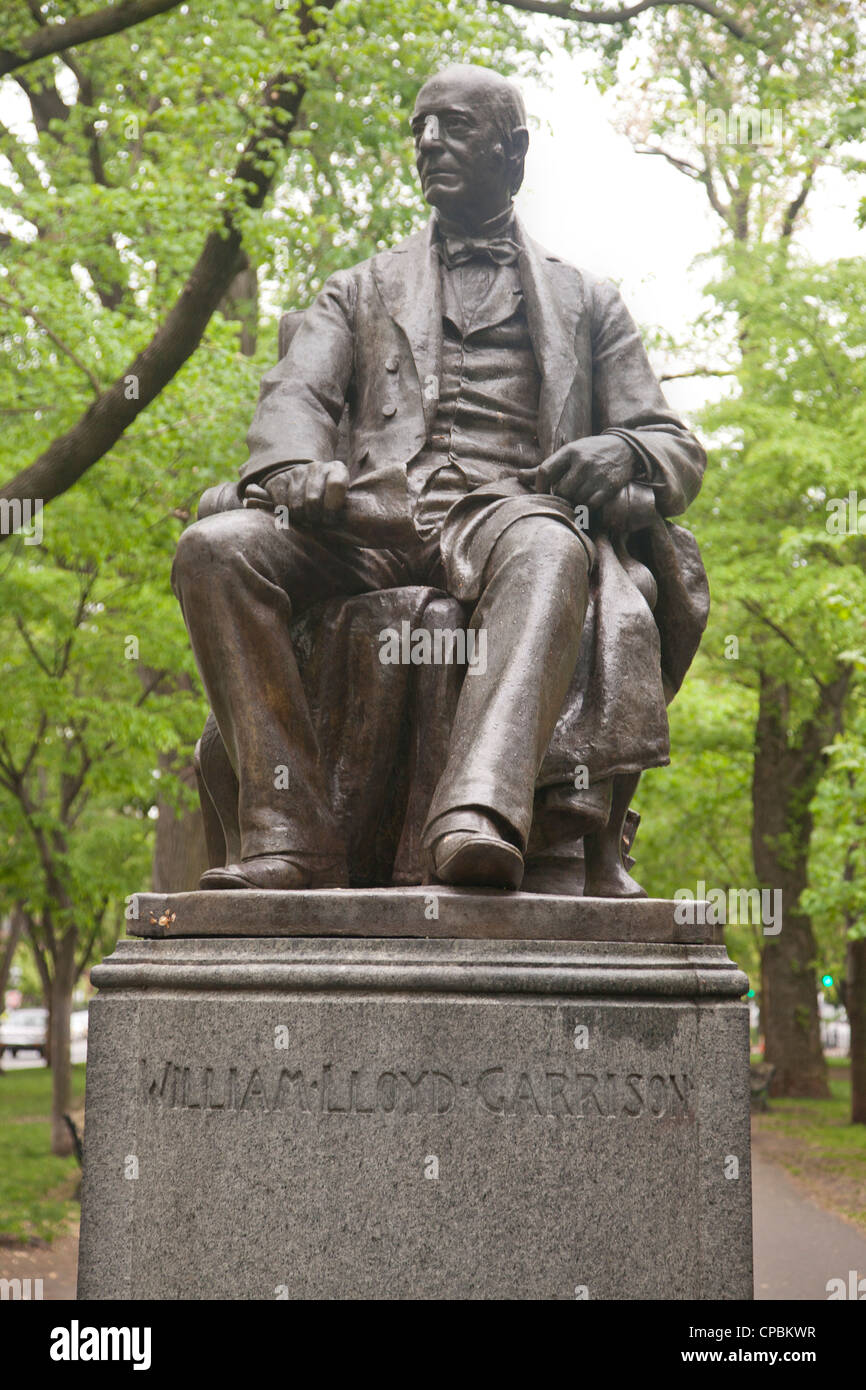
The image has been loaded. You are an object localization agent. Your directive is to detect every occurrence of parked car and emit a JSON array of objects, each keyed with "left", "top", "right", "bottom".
[{"left": 0, "top": 1007, "right": 48, "bottom": 1057}]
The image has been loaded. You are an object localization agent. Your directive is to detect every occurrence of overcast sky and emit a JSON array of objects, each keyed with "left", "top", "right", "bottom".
[{"left": 516, "top": 48, "right": 866, "bottom": 417}]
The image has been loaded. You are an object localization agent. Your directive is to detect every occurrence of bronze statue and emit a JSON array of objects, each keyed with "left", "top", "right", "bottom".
[{"left": 172, "top": 65, "right": 709, "bottom": 896}]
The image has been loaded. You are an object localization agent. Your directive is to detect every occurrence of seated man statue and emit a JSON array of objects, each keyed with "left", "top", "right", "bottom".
[{"left": 172, "top": 63, "right": 707, "bottom": 895}]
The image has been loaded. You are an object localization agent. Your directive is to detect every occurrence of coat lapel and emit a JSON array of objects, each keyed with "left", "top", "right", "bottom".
[
  {"left": 371, "top": 221, "right": 442, "bottom": 432},
  {"left": 516, "top": 222, "right": 587, "bottom": 457}
]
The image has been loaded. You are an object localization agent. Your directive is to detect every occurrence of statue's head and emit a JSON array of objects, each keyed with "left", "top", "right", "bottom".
[{"left": 411, "top": 65, "right": 529, "bottom": 229}]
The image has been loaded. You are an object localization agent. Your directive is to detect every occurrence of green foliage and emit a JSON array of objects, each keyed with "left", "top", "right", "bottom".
[{"left": 635, "top": 249, "right": 866, "bottom": 976}]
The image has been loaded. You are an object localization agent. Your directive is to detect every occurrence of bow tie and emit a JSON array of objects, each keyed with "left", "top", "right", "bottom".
[{"left": 437, "top": 234, "right": 520, "bottom": 270}]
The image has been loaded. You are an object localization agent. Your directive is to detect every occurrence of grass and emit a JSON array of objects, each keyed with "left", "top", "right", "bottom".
[
  {"left": 752, "top": 1064, "right": 866, "bottom": 1233},
  {"left": 0, "top": 1062, "right": 86, "bottom": 1243}
]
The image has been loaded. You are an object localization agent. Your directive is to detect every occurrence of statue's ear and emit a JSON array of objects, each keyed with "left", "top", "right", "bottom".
[
  {"left": 509, "top": 126, "right": 529, "bottom": 192},
  {"left": 511, "top": 127, "right": 529, "bottom": 160}
]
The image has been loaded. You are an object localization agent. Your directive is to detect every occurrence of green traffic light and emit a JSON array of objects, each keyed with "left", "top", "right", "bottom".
[
  {"left": 747, "top": 989, "right": 755, "bottom": 999},
  {"left": 822, "top": 974, "right": 834, "bottom": 988}
]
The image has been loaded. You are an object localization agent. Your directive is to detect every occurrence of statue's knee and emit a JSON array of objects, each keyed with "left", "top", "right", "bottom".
[
  {"left": 422, "top": 594, "right": 467, "bottom": 630},
  {"left": 173, "top": 520, "right": 209, "bottom": 592},
  {"left": 504, "top": 516, "right": 588, "bottom": 584},
  {"left": 172, "top": 512, "right": 251, "bottom": 591},
  {"left": 553, "top": 527, "right": 590, "bottom": 588},
  {"left": 547, "top": 528, "right": 589, "bottom": 578}
]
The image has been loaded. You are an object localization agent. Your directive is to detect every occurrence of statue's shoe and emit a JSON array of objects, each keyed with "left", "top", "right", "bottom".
[
  {"left": 431, "top": 830, "right": 524, "bottom": 891},
  {"left": 583, "top": 863, "right": 648, "bottom": 899},
  {"left": 199, "top": 854, "right": 347, "bottom": 891}
]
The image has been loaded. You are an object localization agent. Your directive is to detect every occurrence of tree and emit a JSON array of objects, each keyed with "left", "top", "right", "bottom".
[
  {"left": 802, "top": 708, "right": 866, "bottom": 1122},
  {"left": 636, "top": 252, "right": 866, "bottom": 1101}
]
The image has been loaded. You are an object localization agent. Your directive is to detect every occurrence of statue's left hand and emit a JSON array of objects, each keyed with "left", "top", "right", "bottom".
[{"left": 535, "top": 435, "right": 636, "bottom": 512}]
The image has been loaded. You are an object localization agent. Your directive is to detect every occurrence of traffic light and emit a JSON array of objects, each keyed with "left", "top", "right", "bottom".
[{"left": 822, "top": 974, "right": 834, "bottom": 989}]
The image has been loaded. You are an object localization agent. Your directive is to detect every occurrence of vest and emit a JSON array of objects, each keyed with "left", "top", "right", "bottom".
[{"left": 409, "top": 259, "right": 543, "bottom": 536}]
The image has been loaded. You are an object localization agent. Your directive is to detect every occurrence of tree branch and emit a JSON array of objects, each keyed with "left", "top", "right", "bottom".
[
  {"left": 19, "top": 714, "right": 49, "bottom": 787},
  {"left": 635, "top": 142, "right": 729, "bottom": 222},
  {"left": 780, "top": 159, "right": 819, "bottom": 241},
  {"left": 0, "top": 294, "right": 102, "bottom": 396},
  {"left": 741, "top": 599, "right": 824, "bottom": 691},
  {"left": 633, "top": 145, "right": 703, "bottom": 179},
  {"left": 660, "top": 366, "right": 736, "bottom": 381},
  {"left": 14, "top": 615, "right": 55, "bottom": 676},
  {"left": 75, "top": 899, "right": 107, "bottom": 980},
  {"left": 0, "top": 0, "right": 185, "bottom": 78},
  {"left": 496, "top": 0, "right": 755, "bottom": 44}
]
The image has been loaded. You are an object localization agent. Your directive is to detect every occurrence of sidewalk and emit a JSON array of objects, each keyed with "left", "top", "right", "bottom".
[
  {"left": 752, "top": 1153, "right": 866, "bottom": 1300},
  {"left": 0, "top": 1227, "right": 79, "bottom": 1299}
]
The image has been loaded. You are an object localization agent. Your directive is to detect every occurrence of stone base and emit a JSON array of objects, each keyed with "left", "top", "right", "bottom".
[
  {"left": 78, "top": 928, "right": 753, "bottom": 1300},
  {"left": 130, "top": 886, "right": 723, "bottom": 943}
]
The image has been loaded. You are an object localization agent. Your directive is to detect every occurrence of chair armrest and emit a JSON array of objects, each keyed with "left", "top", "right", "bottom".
[
  {"left": 601, "top": 481, "right": 656, "bottom": 533},
  {"left": 197, "top": 481, "right": 244, "bottom": 519}
]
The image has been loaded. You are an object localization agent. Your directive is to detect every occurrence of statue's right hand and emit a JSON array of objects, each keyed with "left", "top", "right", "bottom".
[{"left": 264, "top": 461, "right": 350, "bottom": 526}]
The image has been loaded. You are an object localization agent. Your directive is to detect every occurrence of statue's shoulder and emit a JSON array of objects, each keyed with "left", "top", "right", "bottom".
[
  {"left": 332, "top": 227, "right": 428, "bottom": 285},
  {"left": 565, "top": 262, "right": 630, "bottom": 318},
  {"left": 375, "top": 225, "right": 429, "bottom": 259}
]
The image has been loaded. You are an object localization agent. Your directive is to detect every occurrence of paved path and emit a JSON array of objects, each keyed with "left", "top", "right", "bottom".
[
  {"left": 0, "top": 1228, "right": 79, "bottom": 1299},
  {"left": 752, "top": 1153, "right": 866, "bottom": 1300}
]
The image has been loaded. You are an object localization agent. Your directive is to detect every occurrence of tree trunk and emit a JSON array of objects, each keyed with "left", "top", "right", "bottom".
[
  {"left": 50, "top": 931, "right": 77, "bottom": 1156},
  {"left": 0, "top": 908, "right": 24, "bottom": 1006},
  {"left": 221, "top": 257, "right": 258, "bottom": 358},
  {"left": 761, "top": 905, "right": 828, "bottom": 1098},
  {"left": 848, "top": 935, "right": 866, "bottom": 1125},
  {"left": 751, "top": 672, "right": 848, "bottom": 1099},
  {"left": 152, "top": 760, "right": 209, "bottom": 893},
  {"left": 144, "top": 663, "right": 210, "bottom": 893},
  {"left": 27, "top": 923, "right": 53, "bottom": 1068}
]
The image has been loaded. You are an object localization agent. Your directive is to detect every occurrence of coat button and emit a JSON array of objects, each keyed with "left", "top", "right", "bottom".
[
  {"left": 382, "top": 403, "right": 397, "bottom": 417},
  {"left": 385, "top": 356, "right": 399, "bottom": 373}
]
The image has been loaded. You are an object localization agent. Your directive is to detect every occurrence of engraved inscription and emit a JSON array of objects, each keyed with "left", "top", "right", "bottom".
[{"left": 142, "top": 1061, "right": 693, "bottom": 1120}]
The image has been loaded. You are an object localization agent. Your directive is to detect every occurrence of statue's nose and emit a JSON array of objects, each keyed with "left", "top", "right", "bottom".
[{"left": 418, "top": 114, "right": 441, "bottom": 149}]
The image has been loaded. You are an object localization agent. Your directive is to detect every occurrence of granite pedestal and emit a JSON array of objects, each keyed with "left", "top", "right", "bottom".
[{"left": 77, "top": 892, "right": 753, "bottom": 1300}]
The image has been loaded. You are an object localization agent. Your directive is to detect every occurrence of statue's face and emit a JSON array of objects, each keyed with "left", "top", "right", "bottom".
[{"left": 411, "top": 71, "right": 516, "bottom": 226}]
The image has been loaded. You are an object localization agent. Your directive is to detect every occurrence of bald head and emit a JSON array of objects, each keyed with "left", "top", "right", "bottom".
[
  {"left": 411, "top": 64, "right": 529, "bottom": 229},
  {"left": 416, "top": 65, "right": 527, "bottom": 144}
]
